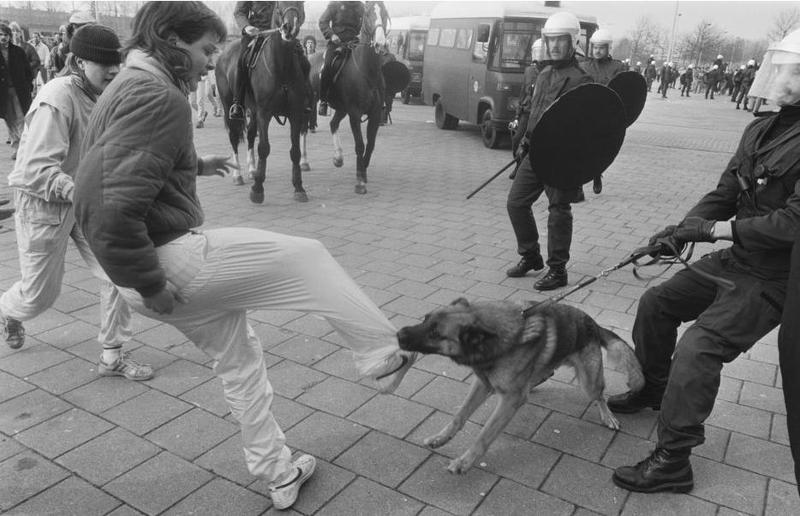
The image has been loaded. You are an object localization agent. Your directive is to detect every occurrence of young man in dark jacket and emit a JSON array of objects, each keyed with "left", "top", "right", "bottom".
[
  {"left": 317, "top": 0, "right": 365, "bottom": 115},
  {"left": 505, "top": 11, "right": 592, "bottom": 291},
  {"left": 0, "top": 23, "right": 33, "bottom": 158}
]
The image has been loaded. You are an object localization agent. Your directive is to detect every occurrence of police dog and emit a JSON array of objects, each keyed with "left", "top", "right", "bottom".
[{"left": 396, "top": 298, "right": 644, "bottom": 474}]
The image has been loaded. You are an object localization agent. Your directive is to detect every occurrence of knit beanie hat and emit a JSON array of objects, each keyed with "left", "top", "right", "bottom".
[{"left": 70, "top": 24, "right": 121, "bottom": 65}]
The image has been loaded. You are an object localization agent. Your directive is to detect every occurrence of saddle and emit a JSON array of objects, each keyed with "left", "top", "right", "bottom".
[
  {"left": 245, "top": 33, "right": 269, "bottom": 70},
  {"left": 328, "top": 39, "right": 359, "bottom": 85}
]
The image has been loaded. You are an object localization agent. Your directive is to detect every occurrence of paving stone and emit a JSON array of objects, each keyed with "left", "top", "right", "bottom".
[
  {"left": 179, "top": 378, "right": 229, "bottom": 417},
  {"left": 706, "top": 399, "right": 771, "bottom": 439},
  {"left": 411, "top": 375, "right": 472, "bottom": 414},
  {"left": 0, "top": 342, "right": 72, "bottom": 377},
  {"left": 398, "top": 455, "right": 498, "bottom": 515},
  {"left": 283, "top": 313, "right": 337, "bottom": 339},
  {"left": 129, "top": 322, "right": 189, "bottom": 351},
  {"left": 296, "top": 376, "right": 375, "bottom": 417},
  {"left": 472, "top": 432, "right": 561, "bottom": 488},
  {"left": 145, "top": 407, "right": 238, "bottom": 461},
  {"left": 771, "top": 414, "right": 790, "bottom": 446},
  {"left": 56, "top": 427, "right": 160, "bottom": 485},
  {"left": 166, "top": 341, "right": 214, "bottom": 366},
  {"left": 528, "top": 379, "right": 592, "bottom": 418},
  {"left": 270, "top": 334, "right": 340, "bottom": 367},
  {"left": 35, "top": 319, "right": 100, "bottom": 349},
  {"left": 693, "top": 424, "right": 730, "bottom": 463},
  {"left": 51, "top": 288, "right": 99, "bottom": 314},
  {"left": 532, "top": 412, "right": 616, "bottom": 462},
  {"left": 25, "top": 357, "right": 98, "bottom": 395},
  {"left": 601, "top": 432, "right": 655, "bottom": 470},
  {"left": 62, "top": 376, "right": 149, "bottom": 413},
  {"left": 335, "top": 430, "right": 430, "bottom": 487},
  {"left": 102, "top": 389, "right": 193, "bottom": 435},
  {"left": 724, "top": 433, "right": 796, "bottom": 484},
  {"left": 541, "top": 455, "right": 626, "bottom": 515},
  {"left": 284, "top": 411, "right": 368, "bottom": 462},
  {"left": 0, "top": 450, "right": 70, "bottom": 511},
  {"left": 765, "top": 478, "right": 800, "bottom": 516},
  {"left": 470, "top": 399, "right": 550, "bottom": 440},
  {"left": 251, "top": 322, "right": 295, "bottom": 349},
  {"left": 721, "top": 357, "right": 776, "bottom": 386},
  {"left": 311, "top": 347, "right": 361, "bottom": 382},
  {"left": 691, "top": 455, "right": 768, "bottom": 515},
  {"left": 414, "top": 354, "right": 473, "bottom": 382},
  {"left": 271, "top": 394, "right": 315, "bottom": 430},
  {"left": 391, "top": 367, "right": 437, "bottom": 399},
  {"left": 317, "top": 476, "right": 424, "bottom": 516},
  {"left": 265, "top": 360, "right": 328, "bottom": 399},
  {"left": 348, "top": 394, "right": 434, "bottom": 438},
  {"left": 620, "top": 491, "right": 717, "bottom": 515},
  {"left": 105, "top": 505, "right": 146, "bottom": 516},
  {"left": 146, "top": 359, "right": 213, "bottom": 396},
  {"left": 16, "top": 408, "right": 113, "bottom": 459},
  {"left": 104, "top": 452, "right": 213, "bottom": 515},
  {"left": 0, "top": 434, "right": 25, "bottom": 462},
  {"left": 0, "top": 369, "right": 34, "bottom": 403},
  {"left": 738, "top": 381, "right": 786, "bottom": 415},
  {"left": 163, "top": 477, "right": 269, "bottom": 515},
  {"left": 4, "top": 475, "right": 120, "bottom": 515},
  {"left": 473, "top": 478, "right": 574, "bottom": 516},
  {"left": 250, "top": 458, "right": 356, "bottom": 515},
  {"left": 0, "top": 389, "right": 71, "bottom": 435},
  {"left": 249, "top": 309, "right": 303, "bottom": 327},
  {"left": 194, "top": 435, "right": 253, "bottom": 486}
]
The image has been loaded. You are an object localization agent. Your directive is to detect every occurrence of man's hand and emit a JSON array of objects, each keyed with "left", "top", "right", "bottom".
[
  {"left": 647, "top": 225, "right": 685, "bottom": 257},
  {"left": 673, "top": 217, "right": 717, "bottom": 243},
  {"left": 143, "top": 283, "right": 187, "bottom": 315},
  {"left": 244, "top": 25, "right": 259, "bottom": 37},
  {"left": 515, "top": 137, "right": 530, "bottom": 161},
  {"left": 331, "top": 34, "right": 341, "bottom": 44},
  {"left": 200, "top": 155, "right": 238, "bottom": 178}
]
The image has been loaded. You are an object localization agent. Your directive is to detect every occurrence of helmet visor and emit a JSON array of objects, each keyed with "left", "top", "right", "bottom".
[{"left": 749, "top": 50, "right": 800, "bottom": 106}]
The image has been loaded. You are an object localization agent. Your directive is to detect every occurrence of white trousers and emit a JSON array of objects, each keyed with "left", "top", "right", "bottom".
[
  {"left": 114, "top": 228, "right": 399, "bottom": 481},
  {"left": 0, "top": 191, "right": 132, "bottom": 347}
]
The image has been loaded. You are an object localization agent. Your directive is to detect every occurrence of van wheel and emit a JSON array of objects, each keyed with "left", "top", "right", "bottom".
[
  {"left": 481, "top": 109, "right": 499, "bottom": 148},
  {"left": 435, "top": 99, "right": 459, "bottom": 130}
]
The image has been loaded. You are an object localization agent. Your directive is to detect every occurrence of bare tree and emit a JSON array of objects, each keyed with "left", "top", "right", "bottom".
[
  {"left": 626, "top": 16, "right": 666, "bottom": 63},
  {"left": 767, "top": 7, "right": 800, "bottom": 43},
  {"left": 680, "top": 20, "right": 726, "bottom": 66}
]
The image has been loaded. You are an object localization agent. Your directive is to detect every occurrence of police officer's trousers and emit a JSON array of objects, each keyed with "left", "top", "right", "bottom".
[
  {"left": 632, "top": 249, "right": 784, "bottom": 451},
  {"left": 0, "top": 190, "right": 131, "bottom": 348},
  {"left": 778, "top": 239, "right": 800, "bottom": 494},
  {"left": 506, "top": 155, "right": 577, "bottom": 269},
  {"left": 113, "top": 228, "right": 400, "bottom": 482}
]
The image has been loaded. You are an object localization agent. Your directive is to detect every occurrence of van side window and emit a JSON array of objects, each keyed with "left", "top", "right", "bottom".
[
  {"left": 439, "top": 28, "right": 457, "bottom": 48},
  {"left": 455, "top": 28, "right": 472, "bottom": 49},
  {"left": 427, "top": 27, "right": 440, "bottom": 47},
  {"left": 472, "top": 27, "right": 489, "bottom": 62}
]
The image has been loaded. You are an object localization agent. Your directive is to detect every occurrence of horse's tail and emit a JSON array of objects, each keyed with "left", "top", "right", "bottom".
[{"left": 224, "top": 112, "right": 246, "bottom": 144}]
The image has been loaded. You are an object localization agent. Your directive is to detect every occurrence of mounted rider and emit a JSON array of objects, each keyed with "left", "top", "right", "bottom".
[
  {"left": 317, "top": 1, "right": 366, "bottom": 116},
  {"left": 229, "top": 1, "right": 313, "bottom": 120}
]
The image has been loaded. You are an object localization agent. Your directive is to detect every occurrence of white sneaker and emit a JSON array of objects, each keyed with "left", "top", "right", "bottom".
[
  {"left": 269, "top": 454, "right": 316, "bottom": 510},
  {"left": 369, "top": 351, "right": 418, "bottom": 394}
]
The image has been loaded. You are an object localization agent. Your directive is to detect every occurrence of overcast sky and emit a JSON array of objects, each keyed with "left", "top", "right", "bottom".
[{"left": 298, "top": 1, "right": 797, "bottom": 42}]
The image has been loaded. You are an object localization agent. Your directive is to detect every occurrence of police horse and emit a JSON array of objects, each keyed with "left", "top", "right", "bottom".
[
  {"left": 216, "top": 2, "right": 310, "bottom": 203},
  {"left": 301, "top": 1, "right": 390, "bottom": 195}
]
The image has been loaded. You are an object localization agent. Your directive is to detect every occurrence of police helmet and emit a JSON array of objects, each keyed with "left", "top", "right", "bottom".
[{"left": 542, "top": 11, "right": 581, "bottom": 49}]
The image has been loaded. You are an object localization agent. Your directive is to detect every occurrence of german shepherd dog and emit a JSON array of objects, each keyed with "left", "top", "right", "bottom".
[{"left": 397, "top": 298, "right": 644, "bottom": 474}]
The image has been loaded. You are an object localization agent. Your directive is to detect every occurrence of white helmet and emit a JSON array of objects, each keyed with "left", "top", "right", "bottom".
[
  {"left": 750, "top": 28, "right": 800, "bottom": 105},
  {"left": 717, "top": 54, "right": 723, "bottom": 59},
  {"left": 542, "top": 11, "right": 581, "bottom": 49},
  {"left": 712, "top": 64, "right": 718, "bottom": 70},
  {"left": 531, "top": 38, "right": 545, "bottom": 62},
  {"left": 769, "top": 27, "right": 800, "bottom": 64},
  {"left": 590, "top": 28, "right": 612, "bottom": 46},
  {"left": 688, "top": 63, "right": 694, "bottom": 69},
  {"left": 740, "top": 64, "right": 746, "bottom": 70},
  {"left": 636, "top": 61, "right": 642, "bottom": 66},
  {"left": 747, "top": 59, "right": 756, "bottom": 66}
]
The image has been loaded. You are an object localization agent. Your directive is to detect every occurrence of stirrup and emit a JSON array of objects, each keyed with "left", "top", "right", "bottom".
[{"left": 229, "top": 103, "right": 245, "bottom": 120}]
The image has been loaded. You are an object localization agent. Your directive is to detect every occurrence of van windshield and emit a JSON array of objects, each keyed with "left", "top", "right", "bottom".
[
  {"left": 500, "top": 31, "right": 535, "bottom": 69},
  {"left": 407, "top": 31, "right": 426, "bottom": 60}
]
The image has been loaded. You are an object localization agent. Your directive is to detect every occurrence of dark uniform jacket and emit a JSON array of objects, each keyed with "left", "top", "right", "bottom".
[
  {"left": 524, "top": 57, "right": 592, "bottom": 139},
  {"left": 686, "top": 107, "right": 800, "bottom": 279},
  {"left": 683, "top": 68, "right": 693, "bottom": 84},
  {"left": 741, "top": 66, "right": 756, "bottom": 88},
  {"left": 234, "top": 1, "right": 277, "bottom": 31},
  {"left": 516, "top": 63, "right": 542, "bottom": 116},
  {"left": 644, "top": 63, "right": 657, "bottom": 80},
  {"left": 0, "top": 43, "right": 33, "bottom": 119},
  {"left": 733, "top": 69, "right": 744, "bottom": 85},
  {"left": 583, "top": 56, "right": 625, "bottom": 85},
  {"left": 319, "top": 1, "right": 365, "bottom": 42}
]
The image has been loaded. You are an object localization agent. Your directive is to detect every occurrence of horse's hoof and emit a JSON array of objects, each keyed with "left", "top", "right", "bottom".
[
  {"left": 301, "top": 163, "right": 311, "bottom": 172},
  {"left": 355, "top": 183, "right": 367, "bottom": 195},
  {"left": 333, "top": 157, "right": 344, "bottom": 168},
  {"left": 250, "top": 190, "right": 265, "bottom": 204},
  {"left": 294, "top": 191, "right": 309, "bottom": 202},
  {"left": 233, "top": 175, "right": 245, "bottom": 186}
]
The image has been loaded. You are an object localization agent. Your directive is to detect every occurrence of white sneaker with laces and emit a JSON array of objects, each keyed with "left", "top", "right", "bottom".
[{"left": 269, "top": 454, "right": 316, "bottom": 510}]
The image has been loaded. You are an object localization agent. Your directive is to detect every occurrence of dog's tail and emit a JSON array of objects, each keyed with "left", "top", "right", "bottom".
[{"left": 600, "top": 329, "right": 645, "bottom": 391}]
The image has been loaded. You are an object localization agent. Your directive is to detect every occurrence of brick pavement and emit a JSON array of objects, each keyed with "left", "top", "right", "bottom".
[{"left": 0, "top": 85, "right": 798, "bottom": 515}]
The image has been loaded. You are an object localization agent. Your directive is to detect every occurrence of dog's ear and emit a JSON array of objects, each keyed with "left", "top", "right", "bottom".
[{"left": 450, "top": 297, "right": 470, "bottom": 308}]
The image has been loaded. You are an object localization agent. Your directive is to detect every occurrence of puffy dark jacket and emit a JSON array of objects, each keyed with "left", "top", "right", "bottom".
[
  {"left": 74, "top": 50, "right": 203, "bottom": 297},
  {"left": 686, "top": 107, "right": 800, "bottom": 279},
  {"left": 319, "top": 1, "right": 364, "bottom": 42},
  {"left": 525, "top": 57, "right": 592, "bottom": 138},
  {"left": 583, "top": 56, "right": 625, "bottom": 86},
  {"left": 0, "top": 43, "right": 33, "bottom": 119}
]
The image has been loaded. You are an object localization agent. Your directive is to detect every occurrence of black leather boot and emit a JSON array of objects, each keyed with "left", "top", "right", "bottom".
[
  {"left": 593, "top": 175, "right": 603, "bottom": 194},
  {"left": 607, "top": 384, "right": 663, "bottom": 413},
  {"left": 534, "top": 267, "right": 567, "bottom": 291},
  {"left": 613, "top": 448, "right": 693, "bottom": 493},
  {"left": 506, "top": 255, "right": 544, "bottom": 278}
]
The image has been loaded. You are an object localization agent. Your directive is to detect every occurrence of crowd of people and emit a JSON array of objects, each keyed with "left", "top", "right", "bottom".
[{"left": 1, "top": 1, "right": 799, "bottom": 510}]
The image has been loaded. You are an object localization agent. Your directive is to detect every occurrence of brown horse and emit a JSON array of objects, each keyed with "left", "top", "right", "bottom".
[
  {"left": 302, "top": 1, "right": 390, "bottom": 194},
  {"left": 216, "top": 2, "right": 310, "bottom": 203}
]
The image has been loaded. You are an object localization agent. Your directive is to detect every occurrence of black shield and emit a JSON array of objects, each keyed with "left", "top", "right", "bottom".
[
  {"left": 529, "top": 83, "right": 626, "bottom": 190},
  {"left": 382, "top": 61, "right": 411, "bottom": 95},
  {"left": 607, "top": 71, "right": 647, "bottom": 127}
]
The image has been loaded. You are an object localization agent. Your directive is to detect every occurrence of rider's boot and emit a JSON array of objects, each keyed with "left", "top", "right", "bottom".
[{"left": 229, "top": 47, "right": 248, "bottom": 121}]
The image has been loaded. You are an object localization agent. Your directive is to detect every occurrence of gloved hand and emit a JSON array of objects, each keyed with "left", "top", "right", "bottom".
[
  {"left": 673, "top": 216, "right": 717, "bottom": 243},
  {"left": 647, "top": 225, "right": 685, "bottom": 257},
  {"left": 515, "top": 136, "right": 530, "bottom": 161},
  {"left": 243, "top": 25, "right": 259, "bottom": 37}
]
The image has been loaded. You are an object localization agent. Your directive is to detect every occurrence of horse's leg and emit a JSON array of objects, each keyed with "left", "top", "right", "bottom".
[
  {"left": 249, "top": 111, "right": 270, "bottom": 204},
  {"left": 228, "top": 124, "right": 246, "bottom": 186},
  {"left": 348, "top": 112, "right": 367, "bottom": 195},
  {"left": 247, "top": 115, "right": 258, "bottom": 180},
  {"left": 290, "top": 118, "right": 308, "bottom": 202},
  {"left": 362, "top": 106, "right": 382, "bottom": 186},
  {"left": 330, "top": 109, "right": 346, "bottom": 168},
  {"left": 300, "top": 128, "right": 311, "bottom": 172}
]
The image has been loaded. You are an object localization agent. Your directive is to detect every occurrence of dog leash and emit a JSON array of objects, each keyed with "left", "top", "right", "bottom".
[{"left": 521, "top": 241, "right": 735, "bottom": 318}]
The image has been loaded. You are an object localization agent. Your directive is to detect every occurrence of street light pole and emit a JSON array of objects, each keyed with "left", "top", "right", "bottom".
[{"left": 667, "top": 1, "right": 680, "bottom": 63}]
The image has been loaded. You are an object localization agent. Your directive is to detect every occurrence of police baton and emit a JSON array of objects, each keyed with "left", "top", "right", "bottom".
[{"left": 466, "top": 157, "right": 520, "bottom": 200}]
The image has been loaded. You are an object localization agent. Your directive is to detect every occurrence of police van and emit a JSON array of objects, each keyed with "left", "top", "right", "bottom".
[
  {"left": 422, "top": 4, "right": 597, "bottom": 148},
  {"left": 386, "top": 16, "right": 430, "bottom": 104}
]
